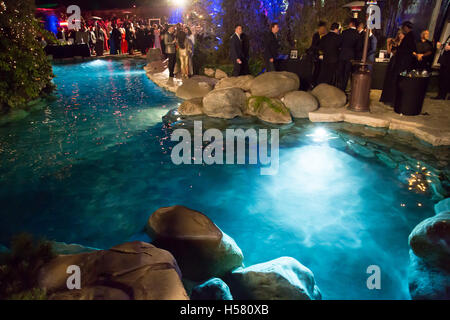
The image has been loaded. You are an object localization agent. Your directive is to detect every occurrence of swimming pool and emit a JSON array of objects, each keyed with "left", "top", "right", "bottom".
[{"left": 0, "top": 58, "right": 448, "bottom": 299}]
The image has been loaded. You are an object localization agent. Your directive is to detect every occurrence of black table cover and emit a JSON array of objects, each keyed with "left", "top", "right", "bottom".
[{"left": 45, "top": 44, "right": 91, "bottom": 59}]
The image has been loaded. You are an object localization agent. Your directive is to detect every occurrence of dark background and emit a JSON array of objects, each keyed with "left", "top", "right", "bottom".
[{"left": 34, "top": 0, "right": 162, "bottom": 10}]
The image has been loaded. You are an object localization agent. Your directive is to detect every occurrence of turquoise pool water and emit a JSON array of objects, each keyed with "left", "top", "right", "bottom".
[{"left": 0, "top": 59, "right": 445, "bottom": 300}]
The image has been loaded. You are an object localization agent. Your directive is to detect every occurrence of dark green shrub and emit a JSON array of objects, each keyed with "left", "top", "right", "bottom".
[
  {"left": 0, "top": 233, "right": 55, "bottom": 300},
  {"left": 0, "top": 0, "right": 55, "bottom": 114}
]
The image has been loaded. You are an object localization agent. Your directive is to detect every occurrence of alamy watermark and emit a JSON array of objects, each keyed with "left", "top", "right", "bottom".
[{"left": 170, "top": 121, "right": 279, "bottom": 175}]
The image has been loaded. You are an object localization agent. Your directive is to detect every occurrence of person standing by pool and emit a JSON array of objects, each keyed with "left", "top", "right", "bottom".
[
  {"left": 126, "top": 23, "right": 136, "bottom": 55},
  {"left": 317, "top": 22, "right": 342, "bottom": 86},
  {"left": 120, "top": 24, "right": 128, "bottom": 54},
  {"left": 414, "top": 30, "right": 434, "bottom": 71},
  {"left": 153, "top": 24, "right": 162, "bottom": 52},
  {"left": 380, "top": 30, "right": 404, "bottom": 105},
  {"left": 337, "top": 18, "right": 360, "bottom": 91},
  {"left": 185, "top": 26, "right": 195, "bottom": 76},
  {"left": 263, "top": 23, "right": 281, "bottom": 72},
  {"left": 433, "top": 34, "right": 450, "bottom": 100},
  {"left": 177, "top": 29, "right": 189, "bottom": 78},
  {"left": 230, "top": 24, "right": 245, "bottom": 77},
  {"left": 94, "top": 23, "right": 105, "bottom": 56},
  {"left": 164, "top": 26, "right": 177, "bottom": 79},
  {"left": 110, "top": 24, "right": 121, "bottom": 55}
]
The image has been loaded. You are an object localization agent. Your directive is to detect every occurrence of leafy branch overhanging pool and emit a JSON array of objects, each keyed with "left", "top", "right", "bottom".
[{"left": 0, "top": 59, "right": 448, "bottom": 300}]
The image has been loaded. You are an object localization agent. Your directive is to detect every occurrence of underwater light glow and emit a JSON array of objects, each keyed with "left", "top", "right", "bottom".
[{"left": 307, "top": 127, "right": 334, "bottom": 143}]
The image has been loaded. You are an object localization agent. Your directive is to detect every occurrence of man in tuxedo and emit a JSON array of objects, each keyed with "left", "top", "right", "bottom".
[
  {"left": 433, "top": 34, "right": 450, "bottom": 100},
  {"left": 356, "top": 21, "right": 366, "bottom": 61},
  {"left": 263, "top": 23, "right": 280, "bottom": 72},
  {"left": 164, "top": 26, "right": 177, "bottom": 78},
  {"left": 337, "top": 18, "right": 360, "bottom": 91},
  {"left": 230, "top": 24, "right": 246, "bottom": 77},
  {"left": 317, "top": 23, "right": 342, "bottom": 86},
  {"left": 309, "top": 21, "right": 328, "bottom": 86},
  {"left": 395, "top": 21, "right": 417, "bottom": 73}
]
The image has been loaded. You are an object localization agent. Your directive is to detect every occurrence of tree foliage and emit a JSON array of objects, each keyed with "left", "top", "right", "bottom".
[
  {"left": 0, "top": 0, "right": 55, "bottom": 114},
  {"left": 0, "top": 233, "right": 55, "bottom": 300}
]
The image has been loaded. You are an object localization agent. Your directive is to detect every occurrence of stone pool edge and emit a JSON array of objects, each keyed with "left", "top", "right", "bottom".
[{"left": 144, "top": 67, "right": 450, "bottom": 147}]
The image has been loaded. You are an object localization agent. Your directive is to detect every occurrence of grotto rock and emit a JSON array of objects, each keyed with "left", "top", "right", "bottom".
[
  {"left": 146, "top": 60, "right": 166, "bottom": 74},
  {"left": 176, "top": 77, "right": 214, "bottom": 100},
  {"left": 203, "top": 88, "right": 247, "bottom": 119},
  {"left": 204, "top": 68, "right": 215, "bottom": 77},
  {"left": 37, "top": 241, "right": 188, "bottom": 300},
  {"left": 215, "top": 69, "right": 228, "bottom": 79},
  {"left": 282, "top": 91, "right": 319, "bottom": 118},
  {"left": 247, "top": 96, "right": 292, "bottom": 124},
  {"left": 50, "top": 241, "right": 99, "bottom": 255},
  {"left": 435, "top": 198, "right": 450, "bottom": 215},
  {"left": 190, "top": 278, "right": 233, "bottom": 300},
  {"left": 408, "top": 250, "right": 450, "bottom": 300},
  {"left": 178, "top": 97, "right": 204, "bottom": 116},
  {"left": 146, "top": 48, "right": 163, "bottom": 62},
  {"left": 214, "top": 75, "right": 254, "bottom": 92},
  {"left": 408, "top": 211, "right": 450, "bottom": 271},
  {"left": 226, "top": 257, "right": 321, "bottom": 300},
  {"left": 311, "top": 84, "right": 347, "bottom": 108},
  {"left": 146, "top": 205, "right": 244, "bottom": 281},
  {"left": 249, "top": 72, "right": 300, "bottom": 98}
]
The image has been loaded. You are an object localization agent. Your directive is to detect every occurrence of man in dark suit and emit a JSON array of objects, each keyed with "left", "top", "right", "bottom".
[
  {"left": 356, "top": 21, "right": 366, "bottom": 61},
  {"left": 263, "top": 23, "right": 280, "bottom": 72},
  {"left": 309, "top": 21, "right": 328, "bottom": 86},
  {"left": 433, "top": 34, "right": 450, "bottom": 100},
  {"left": 337, "top": 18, "right": 360, "bottom": 91},
  {"left": 317, "top": 23, "right": 342, "bottom": 86},
  {"left": 230, "top": 24, "right": 245, "bottom": 77},
  {"left": 395, "top": 21, "right": 417, "bottom": 73}
]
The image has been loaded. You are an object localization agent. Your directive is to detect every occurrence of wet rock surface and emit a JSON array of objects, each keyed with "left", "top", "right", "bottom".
[
  {"left": 38, "top": 241, "right": 189, "bottom": 300},
  {"left": 147, "top": 205, "right": 244, "bottom": 281}
]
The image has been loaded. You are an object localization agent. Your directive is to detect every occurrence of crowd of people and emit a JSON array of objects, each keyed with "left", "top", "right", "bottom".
[
  {"left": 54, "top": 19, "right": 181, "bottom": 58},
  {"left": 53, "top": 18, "right": 197, "bottom": 79},
  {"left": 229, "top": 18, "right": 449, "bottom": 101},
  {"left": 48, "top": 14, "right": 449, "bottom": 101},
  {"left": 381, "top": 22, "right": 449, "bottom": 102}
]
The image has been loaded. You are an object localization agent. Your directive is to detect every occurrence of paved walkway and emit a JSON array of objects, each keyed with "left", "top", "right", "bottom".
[{"left": 145, "top": 67, "right": 450, "bottom": 147}]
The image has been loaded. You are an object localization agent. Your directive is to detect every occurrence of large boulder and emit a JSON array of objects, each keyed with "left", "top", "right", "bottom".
[
  {"left": 146, "top": 48, "right": 163, "bottom": 62},
  {"left": 146, "top": 60, "right": 166, "bottom": 74},
  {"left": 226, "top": 257, "right": 321, "bottom": 300},
  {"left": 178, "top": 97, "right": 204, "bottom": 116},
  {"left": 204, "top": 68, "right": 215, "bottom": 77},
  {"left": 282, "top": 91, "right": 319, "bottom": 118},
  {"left": 37, "top": 241, "right": 188, "bottom": 300},
  {"left": 408, "top": 250, "right": 450, "bottom": 300},
  {"left": 249, "top": 72, "right": 300, "bottom": 98},
  {"left": 311, "top": 83, "right": 347, "bottom": 108},
  {"left": 176, "top": 77, "right": 214, "bottom": 100},
  {"left": 191, "top": 278, "right": 233, "bottom": 300},
  {"left": 203, "top": 88, "right": 247, "bottom": 119},
  {"left": 408, "top": 212, "right": 450, "bottom": 271},
  {"left": 247, "top": 96, "right": 292, "bottom": 124},
  {"left": 147, "top": 205, "right": 244, "bottom": 281},
  {"left": 435, "top": 198, "right": 450, "bottom": 215},
  {"left": 215, "top": 75, "right": 254, "bottom": 92},
  {"left": 215, "top": 69, "right": 228, "bottom": 79}
]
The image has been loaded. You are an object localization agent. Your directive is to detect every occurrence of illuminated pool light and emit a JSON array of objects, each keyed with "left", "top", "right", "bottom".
[{"left": 306, "top": 127, "right": 335, "bottom": 143}]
